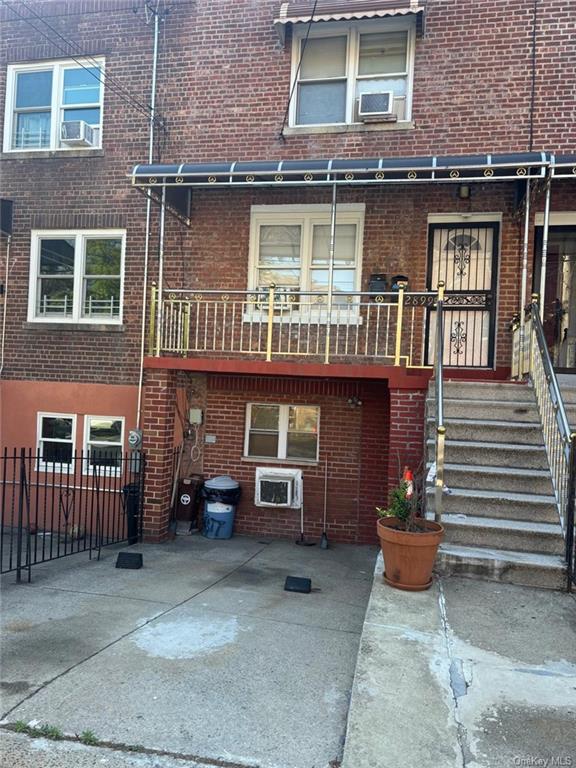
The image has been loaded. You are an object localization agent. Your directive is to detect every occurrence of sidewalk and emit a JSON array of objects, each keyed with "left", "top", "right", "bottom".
[{"left": 342, "top": 556, "right": 576, "bottom": 768}]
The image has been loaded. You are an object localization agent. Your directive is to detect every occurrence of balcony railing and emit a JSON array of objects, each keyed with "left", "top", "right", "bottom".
[{"left": 149, "top": 284, "right": 441, "bottom": 367}]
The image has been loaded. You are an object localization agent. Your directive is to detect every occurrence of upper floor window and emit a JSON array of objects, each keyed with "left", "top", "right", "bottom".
[
  {"left": 28, "top": 230, "right": 125, "bottom": 324},
  {"left": 3, "top": 58, "right": 104, "bottom": 152},
  {"left": 248, "top": 204, "right": 365, "bottom": 301},
  {"left": 290, "top": 21, "right": 414, "bottom": 127}
]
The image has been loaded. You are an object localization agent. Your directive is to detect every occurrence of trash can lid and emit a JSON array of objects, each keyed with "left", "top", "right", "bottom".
[{"left": 204, "top": 475, "right": 239, "bottom": 490}]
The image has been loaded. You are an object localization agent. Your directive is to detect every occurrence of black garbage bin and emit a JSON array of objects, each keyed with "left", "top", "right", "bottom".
[{"left": 122, "top": 483, "right": 141, "bottom": 545}]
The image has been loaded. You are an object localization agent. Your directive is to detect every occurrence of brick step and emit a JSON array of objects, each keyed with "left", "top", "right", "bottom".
[
  {"left": 429, "top": 513, "right": 565, "bottom": 555},
  {"left": 430, "top": 463, "right": 554, "bottom": 496},
  {"left": 426, "top": 417, "right": 544, "bottom": 445},
  {"left": 434, "top": 543, "right": 567, "bottom": 590},
  {"left": 427, "top": 439, "right": 549, "bottom": 469},
  {"left": 427, "top": 398, "right": 540, "bottom": 423},
  {"left": 426, "top": 487, "right": 558, "bottom": 523},
  {"left": 429, "top": 381, "right": 535, "bottom": 402}
]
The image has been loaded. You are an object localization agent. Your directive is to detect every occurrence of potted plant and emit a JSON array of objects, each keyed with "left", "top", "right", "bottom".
[{"left": 376, "top": 465, "right": 444, "bottom": 591}]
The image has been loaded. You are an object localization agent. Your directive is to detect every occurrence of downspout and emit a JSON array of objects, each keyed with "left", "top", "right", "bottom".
[
  {"left": 136, "top": 8, "right": 160, "bottom": 429},
  {"left": 539, "top": 174, "right": 551, "bottom": 321},
  {"left": 324, "top": 182, "right": 337, "bottom": 364},
  {"left": 519, "top": 178, "right": 531, "bottom": 374},
  {"left": 0, "top": 234, "right": 11, "bottom": 381},
  {"left": 155, "top": 185, "right": 166, "bottom": 357}
]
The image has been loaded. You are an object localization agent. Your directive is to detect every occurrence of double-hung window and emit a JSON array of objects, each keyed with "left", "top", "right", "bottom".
[
  {"left": 249, "top": 205, "right": 364, "bottom": 302},
  {"left": 291, "top": 21, "right": 414, "bottom": 126},
  {"left": 37, "top": 413, "right": 76, "bottom": 470},
  {"left": 245, "top": 404, "right": 320, "bottom": 461},
  {"left": 4, "top": 58, "right": 103, "bottom": 151},
  {"left": 29, "top": 230, "right": 124, "bottom": 323},
  {"left": 84, "top": 416, "right": 124, "bottom": 472}
]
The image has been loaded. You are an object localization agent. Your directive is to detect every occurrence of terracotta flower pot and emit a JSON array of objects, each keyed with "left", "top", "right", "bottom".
[{"left": 376, "top": 517, "right": 444, "bottom": 591}]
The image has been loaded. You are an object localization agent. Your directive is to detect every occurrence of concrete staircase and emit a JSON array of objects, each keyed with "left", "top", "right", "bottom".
[{"left": 426, "top": 381, "right": 571, "bottom": 589}]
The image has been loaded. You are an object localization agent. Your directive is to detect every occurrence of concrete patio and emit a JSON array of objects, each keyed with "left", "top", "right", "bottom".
[{"left": 0, "top": 535, "right": 377, "bottom": 768}]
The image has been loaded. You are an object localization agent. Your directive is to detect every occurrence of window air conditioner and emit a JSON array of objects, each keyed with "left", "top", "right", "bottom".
[
  {"left": 60, "top": 120, "right": 95, "bottom": 147},
  {"left": 255, "top": 467, "right": 303, "bottom": 509},
  {"left": 358, "top": 91, "right": 394, "bottom": 120}
]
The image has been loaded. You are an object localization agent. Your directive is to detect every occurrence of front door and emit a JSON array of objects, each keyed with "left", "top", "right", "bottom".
[
  {"left": 426, "top": 222, "right": 499, "bottom": 368},
  {"left": 533, "top": 227, "right": 576, "bottom": 372}
]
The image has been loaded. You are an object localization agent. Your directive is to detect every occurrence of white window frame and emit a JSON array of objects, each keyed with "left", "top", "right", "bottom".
[
  {"left": 28, "top": 229, "right": 125, "bottom": 324},
  {"left": 36, "top": 412, "right": 77, "bottom": 473},
  {"left": 248, "top": 204, "right": 365, "bottom": 298},
  {"left": 3, "top": 57, "right": 104, "bottom": 153},
  {"left": 289, "top": 18, "right": 415, "bottom": 128},
  {"left": 83, "top": 415, "right": 125, "bottom": 476},
  {"left": 244, "top": 403, "right": 320, "bottom": 462}
]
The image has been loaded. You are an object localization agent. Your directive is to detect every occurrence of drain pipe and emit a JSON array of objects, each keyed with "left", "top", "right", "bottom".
[
  {"left": 519, "top": 178, "right": 531, "bottom": 375},
  {"left": 136, "top": 7, "right": 161, "bottom": 428},
  {"left": 0, "top": 234, "right": 11, "bottom": 380},
  {"left": 324, "top": 182, "right": 337, "bottom": 365},
  {"left": 539, "top": 174, "right": 551, "bottom": 321}
]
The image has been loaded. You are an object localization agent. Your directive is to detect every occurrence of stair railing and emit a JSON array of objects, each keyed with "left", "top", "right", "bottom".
[
  {"left": 434, "top": 282, "right": 446, "bottom": 523},
  {"left": 528, "top": 296, "right": 576, "bottom": 590}
]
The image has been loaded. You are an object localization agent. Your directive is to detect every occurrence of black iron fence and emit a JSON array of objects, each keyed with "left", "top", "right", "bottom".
[{"left": 1, "top": 448, "right": 145, "bottom": 582}]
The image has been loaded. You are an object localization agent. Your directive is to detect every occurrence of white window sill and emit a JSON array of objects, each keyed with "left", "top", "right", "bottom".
[
  {"left": 2, "top": 148, "right": 104, "bottom": 160},
  {"left": 282, "top": 121, "right": 414, "bottom": 136},
  {"left": 242, "top": 312, "right": 363, "bottom": 326},
  {"left": 241, "top": 456, "right": 318, "bottom": 466},
  {"left": 24, "top": 321, "right": 124, "bottom": 332}
]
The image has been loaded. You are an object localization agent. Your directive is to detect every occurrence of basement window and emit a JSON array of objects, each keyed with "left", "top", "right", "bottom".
[
  {"left": 37, "top": 412, "right": 76, "bottom": 471},
  {"left": 84, "top": 416, "right": 124, "bottom": 473},
  {"left": 244, "top": 403, "right": 320, "bottom": 461}
]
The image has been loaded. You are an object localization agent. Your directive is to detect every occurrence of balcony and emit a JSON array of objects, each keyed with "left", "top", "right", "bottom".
[{"left": 148, "top": 284, "right": 440, "bottom": 368}]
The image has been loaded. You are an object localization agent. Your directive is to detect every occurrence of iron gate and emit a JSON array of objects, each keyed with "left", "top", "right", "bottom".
[{"left": 1, "top": 448, "right": 145, "bottom": 581}]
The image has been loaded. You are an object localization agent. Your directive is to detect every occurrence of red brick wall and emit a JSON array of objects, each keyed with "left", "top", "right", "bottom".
[{"left": 201, "top": 375, "right": 389, "bottom": 544}]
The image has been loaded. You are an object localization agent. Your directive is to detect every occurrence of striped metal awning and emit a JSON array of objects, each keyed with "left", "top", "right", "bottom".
[{"left": 274, "top": 0, "right": 426, "bottom": 41}]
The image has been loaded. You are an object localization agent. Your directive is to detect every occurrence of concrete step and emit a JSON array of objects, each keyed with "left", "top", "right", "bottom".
[
  {"left": 434, "top": 463, "right": 554, "bottom": 496},
  {"left": 429, "top": 381, "right": 535, "bottom": 402},
  {"left": 434, "top": 543, "right": 567, "bottom": 590},
  {"left": 426, "top": 487, "right": 558, "bottom": 524},
  {"left": 427, "top": 398, "right": 540, "bottom": 423},
  {"left": 429, "top": 513, "right": 565, "bottom": 555},
  {"left": 426, "top": 417, "right": 544, "bottom": 445},
  {"left": 427, "top": 439, "right": 549, "bottom": 469}
]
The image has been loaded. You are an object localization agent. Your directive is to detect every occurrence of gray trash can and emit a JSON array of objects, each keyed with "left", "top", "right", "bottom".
[{"left": 201, "top": 476, "right": 241, "bottom": 540}]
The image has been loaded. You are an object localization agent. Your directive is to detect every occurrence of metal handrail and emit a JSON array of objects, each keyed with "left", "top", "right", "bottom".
[
  {"left": 434, "top": 282, "right": 446, "bottom": 523},
  {"left": 529, "top": 299, "right": 576, "bottom": 590}
]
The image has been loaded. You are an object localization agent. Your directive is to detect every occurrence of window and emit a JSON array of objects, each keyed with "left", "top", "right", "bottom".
[
  {"left": 4, "top": 58, "right": 103, "bottom": 151},
  {"left": 244, "top": 404, "right": 319, "bottom": 461},
  {"left": 290, "top": 21, "right": 414, "bottom": 126},
  {"left": 37, "top": 413, "right": 76, "bottom": 470},
  {"left": 249, "top": 205, "right": 364, "bottom": 300},
  {"left": 29, "top": 230, "right": 125, "bottom": 323},
  {"left": 84, "top": 416, "right": 124, "bottom": 472}
]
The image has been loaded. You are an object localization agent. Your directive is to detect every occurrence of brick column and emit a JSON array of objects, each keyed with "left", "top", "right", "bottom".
[
  {"left": 387, "top": 387, "right": 427, "bottom": 495},
  {"left": 142, "top": 368, "right": 177, "bottom": 541}
]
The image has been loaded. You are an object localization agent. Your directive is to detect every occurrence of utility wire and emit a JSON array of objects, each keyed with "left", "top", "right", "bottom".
[
  {"left": 278, "top": 0, "right": 319, "bottom": 142},
  {"left": 0, "top": 0, "right": 196, "bottom": 21},
  {"left": 13, "top": 0, "right": 161, "bottom": 121},
  {"left": 0, "top": 0, "right": 165, "bottom": 130}
]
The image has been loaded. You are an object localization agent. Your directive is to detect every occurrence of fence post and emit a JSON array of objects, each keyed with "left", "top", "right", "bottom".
[
  {"left": 394, "top": 282, "right": 407, "bottom": 366},
  {"left": 566, "top": 434, "right": 576, "bottom": 592},
  {"left": 15, "top": 448, "right": 26, "bottom": 583},
  {"left": 266, "top": 284, "right": 275, "bottom": 362}
]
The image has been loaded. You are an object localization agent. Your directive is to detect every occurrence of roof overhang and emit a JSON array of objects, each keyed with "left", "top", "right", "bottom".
[
  {"left": 273, "top": 0, "right": 426, "bottom": 43},
  {"left": 550, "top": 154, "right": 576, "bottom": 179},
  {"left": 130, "top": 153, "right": 548, "bottom": 195}
]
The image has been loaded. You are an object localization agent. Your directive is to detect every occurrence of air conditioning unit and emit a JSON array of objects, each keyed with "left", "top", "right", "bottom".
[
  {"left": 60, "top": 120, "right": 95, "bottom": 147},
  {"left": 358, "top": 91, "right": 394, "bottom": 120},
  {"left": 255, "top": 467, "right": 302, "bottom": 509}
]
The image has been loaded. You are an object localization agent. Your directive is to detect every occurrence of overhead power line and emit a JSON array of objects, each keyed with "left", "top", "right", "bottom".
[{"left": 0, "top": 0, "right": 165, "bottom": 130}]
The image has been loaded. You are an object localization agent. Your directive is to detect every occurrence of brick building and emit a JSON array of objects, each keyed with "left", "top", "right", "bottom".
[{"left": 1, "top": 0, "right": 575, "bottom": 550}]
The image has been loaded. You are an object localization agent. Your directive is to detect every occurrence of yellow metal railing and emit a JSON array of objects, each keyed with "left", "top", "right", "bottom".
[{"left": 148, "top": 284, "right": 444, "bottom": 367}]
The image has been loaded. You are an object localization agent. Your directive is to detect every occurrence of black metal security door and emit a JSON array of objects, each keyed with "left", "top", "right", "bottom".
[{"left": 426, "top": 222, "right": 499, "bottom": 368}]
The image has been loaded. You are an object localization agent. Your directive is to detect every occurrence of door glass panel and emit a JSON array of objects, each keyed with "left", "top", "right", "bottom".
[
  {"left": 430, "top": 226, "right": 493, "bottom": 292},
  {"left": 428, "top": 310, "right": 490, "bottom": 368}
]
